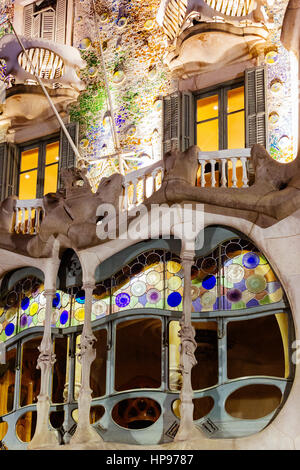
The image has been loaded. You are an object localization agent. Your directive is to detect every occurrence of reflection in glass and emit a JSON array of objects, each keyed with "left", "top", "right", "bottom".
[
  {"left": 0, "top": 348, "right": 16, "bottom": 414},
  {"left": 227, "top": 315, "right": 286, "bottom": 379},
  {"left": 115, "top": 318, "right": 161, "bottom": 391},
  {"left": 20, "top": 337, "right": 42, "bottom": 406}
]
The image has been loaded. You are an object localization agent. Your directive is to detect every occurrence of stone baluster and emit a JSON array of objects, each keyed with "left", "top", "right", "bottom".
[
  {"left": 210, "top": 159, "right": 216, "bottom": 187},
  {"left": 20, "top": 208, "right": 26, "bottom": 234},
  {"left": 174, "top": 249, "right": 201, "bottom": 441},
  {"left": 231, "top": 157, "right": 238, "bottom": 188},
  {"left": 132, "top": 178, "right": 138, "bottom": 207},
  {"left": 28, "top": 288, "right": 58, "bottom": 448},
  {"left": 240, "top": 157, "right": 249, "bottom": 188},
  {"left": 70, "top": 283, "right": 103, "bottom": 446},
  {"left": 14, "top": 208, "right": 19, "bottom": 233},
  {"left": 200, "top": 160, "right": 206, "bottom": 187},
  {"left": 143, "top": 174, "right": 148, "bottom": 202},
  {"left": 27, "top": 207, "right": 32, "bottom": 234},
  {"left": 221, "top": 159, "right": 227, "bottom": 187},
  {"left": 123, "top": 182, "right": 130, "bottom": 211}
]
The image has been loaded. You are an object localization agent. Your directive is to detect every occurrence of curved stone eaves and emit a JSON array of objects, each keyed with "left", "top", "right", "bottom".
[{"left": 0, "top": 34, "right": 86, "bottom": 91}]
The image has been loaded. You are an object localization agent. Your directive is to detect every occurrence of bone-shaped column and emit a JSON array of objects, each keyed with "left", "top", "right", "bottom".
[{"left": 70, "top": 283, "right": 104, "bottom": 446}]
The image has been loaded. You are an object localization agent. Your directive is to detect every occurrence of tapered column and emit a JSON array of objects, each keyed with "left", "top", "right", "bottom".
[
  {"left": 174, "top": 250, "right": 202, "bottom": 441},
  {"left": 28, "top": 289, "right": 58, "bottom": 448},
  {"left": 70, "top": 283, "right": 103, "bottom": 446}
]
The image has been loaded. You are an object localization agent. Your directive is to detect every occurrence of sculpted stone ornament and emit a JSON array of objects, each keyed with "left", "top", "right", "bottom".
[
  {"left": 26, "top": 167, "right": 124, "bottom": 257},
  {"left": 145, "top": 144, "right": 300, "bottom": 227}
]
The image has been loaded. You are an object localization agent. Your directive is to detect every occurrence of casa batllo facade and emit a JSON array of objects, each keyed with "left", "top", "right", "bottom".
[{"left": 0, "top": 0, "right": 299, "bottom": 451}]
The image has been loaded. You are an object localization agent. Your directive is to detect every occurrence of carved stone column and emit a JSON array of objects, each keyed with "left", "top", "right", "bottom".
[
  {"left": 28, "top": 289, "right": 58, "bottom": 448},
  {"left": 174, "top": 250, "right": 202, "bottom": 441},
  {"left": 70, "top": 283, "right": 103, "bottom": 446}
]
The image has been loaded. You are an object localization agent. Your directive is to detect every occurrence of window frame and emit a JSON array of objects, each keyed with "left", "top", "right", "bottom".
[
  {"left": 17, "top": 133, "right": 60, "bottom": 199},
  {"left": 195, "top": 78, "right": 245, "bottom": 151}
]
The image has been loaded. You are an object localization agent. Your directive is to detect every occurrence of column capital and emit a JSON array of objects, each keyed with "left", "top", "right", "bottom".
[
  {"left": 43, "top": 288, "right": 56, "bottom": 297},
  {"left": 180, "top": 250, "right": 195, "bottom": 264},
  {"left": 82, "top": 282, "right": 96, "bottom": 291}
]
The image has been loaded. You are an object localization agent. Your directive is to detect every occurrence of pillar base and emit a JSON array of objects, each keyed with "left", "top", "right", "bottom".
[
  {"left": 70, "top": 424, "right": 104, "bottom": 447},
  {"left": 27, "top": 397, "right": 58, "bottom": 449},
  {"left": 174, "top": 424, "right": 204, "bottom": 442}
]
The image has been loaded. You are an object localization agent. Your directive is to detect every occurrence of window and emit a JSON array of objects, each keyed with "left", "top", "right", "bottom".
[
  {"left": 162, "top": 66, "right": 267, "bottom": 153},
  {"left": 18, "top": 138, "right": 59, "bottom": 200},
  {"left": 23, "top": 0, "right": 67, "bottom": 44},
  {"left": 196, "top": 82, "right": 245, "bottom": 151}
]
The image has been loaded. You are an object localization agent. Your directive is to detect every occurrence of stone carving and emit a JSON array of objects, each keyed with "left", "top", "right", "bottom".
[
  {"left": 26, "top": 168, "right": 124, "bottom": 257},
  {"left": 145, "top": 144, "right": 300, "bottom": 227}
]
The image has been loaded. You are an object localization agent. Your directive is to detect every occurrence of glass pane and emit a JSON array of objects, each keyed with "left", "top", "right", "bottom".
[
  {"left": 0, "top": 348, "right": 16, "bottom": 414},
  {"left": 19, "top": 170, "right": 38, "bottom": 200},
  {"left": 20, "top": 148, "right": 38, "bottom": 172},
  {"left": 227, "top": 86, "right": 244, "bottom": 113},
  {"left": 45, "top": 141, "right": 59, "bottom": 165},
  {"left": 16, "top": 411, "right": 37, "bottom": 442},
  {"left": 91, "top": 329, "right": 107, "bottom": 398},
  {"left": 227, "top": 111, "right": 245, "bottom": 149},
  {"left": 225, "top": 384, "right": 282, "bottom": 419},
  {"left": 52, "top": 337, "right": 68, "bottom": 403},
  {"left": 44, "top": 163, "right": 58, "bottom": 195},
  {"left": 20, "top": 337, "right": 42, "bottom": 406},
  {"left": 197, "top": 119, "right": 219, "bottom": 151},
  {"left": 197, "top": 95, "right": 218, "bottom": 122},
  {"left": 192, "top": 321, "right": 218, "bottom": 390},
  {"left": 227, "top": 315, "right": 286, "bottom": 379},
  {"left": 115, "top": 318, "right": 162, "bottom": 391},
  {"left": 169, "top": 321, "right": 181, "bottom": 391}
]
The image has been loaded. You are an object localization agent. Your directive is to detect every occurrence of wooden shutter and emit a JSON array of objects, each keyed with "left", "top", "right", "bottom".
[
  {"left": 41, "top": 10, "right": 56, "bottom": 41},
  {"left": 0, "top": 143, "right": 18, "bottom": 201},
  {"left": 58, "top": 122, "right": 79, "bottom": 189},
  {"left": 32, "top": 14, "right": 41, "bottom": 38},
  {"left": 23, "top": 4, "right": 34, "bottom": 38},
  {"left": 163, "top": 91, "right": 195, "bottom": 155},
  {"left": 162, "top": 92, "right": 181, "bottom": 155},
  {"left": 55, "top": 0, "right": 67, "bottom": 44},
  {"left": 245, "top": 66, "right": 268, "bottom": 148},
  {"left": 181, "top": 91, "right": 194, "bottom": 151}
]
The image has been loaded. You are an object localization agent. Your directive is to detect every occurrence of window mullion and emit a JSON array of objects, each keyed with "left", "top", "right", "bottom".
[{"left": 36, "top": 142, "right": 46, "bottom": 198}]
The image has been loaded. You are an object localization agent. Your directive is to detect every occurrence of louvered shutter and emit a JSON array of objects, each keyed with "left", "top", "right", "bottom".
[
  {"left": 245, "top": 66, "right": 268, "bottom": 148},
  {"left": 6, "top": 144, "right": 18, "bottom": 198},
  {"left": 23, "top": 4, "right": 33, "bottom": 38},
  {"left": 55, "top": 0, "right": 67, "bottom": 44},
  {"left": 0, "top": 143, "right": 18, "bottom": 201},
  {"left": 181, "top": 91, "right": 194, "bottom": 151},
  {"left": 58, "top": 122, "right": 79, "bottom": 189},
  {"left": 32, "top": 14, "right": 41, "bottom": 38},
  {"left": 0, "top": 143, "right": 8, "bottom": 201},
  {"left": 41, "top": 10, "right": 55, "bottom": 41},
  {"left": 162, "top": 92, "right": 181, "bottom": 155}
]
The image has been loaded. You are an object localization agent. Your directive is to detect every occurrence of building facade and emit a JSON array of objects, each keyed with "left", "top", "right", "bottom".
[{"left": 0, "top": 0, "right": 299, "bottom": 450}]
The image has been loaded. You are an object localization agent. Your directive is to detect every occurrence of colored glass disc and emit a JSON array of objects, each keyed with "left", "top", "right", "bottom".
[
  {"left": 21, "top": 297, "right": 30, "bottom": 311},
  {"left": 226, "top": 289, "right": 242, "bottom": 303},
  {"left": 246, "top": 275, "right": 267, "bottom": 294},
  {"left": 167, "top": 292, "right": 182, "bottom": 307},
  {"left": 5, "top": 323, "right": 14, "bottom": 336},
  {"left": 52, "top": 293, "right": 61, "bottom": 308},
  {"left": 146, "top": 289, "right": 161, "bottom": 304},
  {"left": 202, "top": 275, "right": 216, "bottom": 290},
  {"left": 116, "top": 293, "right": 130, "bottom": 308},
  {"left": 60, "top": 311, "right": 69, "bottom": 325},
  {"left": 242, "top": 252, "right": 260, "bottom": 269}
]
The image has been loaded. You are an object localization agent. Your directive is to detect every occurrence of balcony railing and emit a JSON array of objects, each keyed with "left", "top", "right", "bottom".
[{"left": 11, "top": 148, "right": 251, "bottom": 234}]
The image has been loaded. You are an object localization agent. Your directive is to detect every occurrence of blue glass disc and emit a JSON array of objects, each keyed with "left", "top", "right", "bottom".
[
  {"left": 60, "top": 310, "right": 68, "bottom": 325},
  {"left": 5, "top": 323, "right": 14, "bottom": 336},
  {"left": 21, "top": 297, "right": 30, "bottom": 310},
  {"left": 116, "top": 293, "right": 130, "bottom": 308},
  {"left": 167, "top": 292, "right": 182, "bottom": 307},
  {"left": 202, "top": 275, "right": 216, "bottom": 290},
  {"left": 242, "top": 252, "right": 260, "bottom": 269},
  {"left": 52, "top": 293, "right": 61, "bottom": 308}
]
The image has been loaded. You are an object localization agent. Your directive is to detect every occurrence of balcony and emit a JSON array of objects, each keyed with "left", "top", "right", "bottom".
[{"left": 12, "top": 148, "right": 251, "bottom": 235}]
